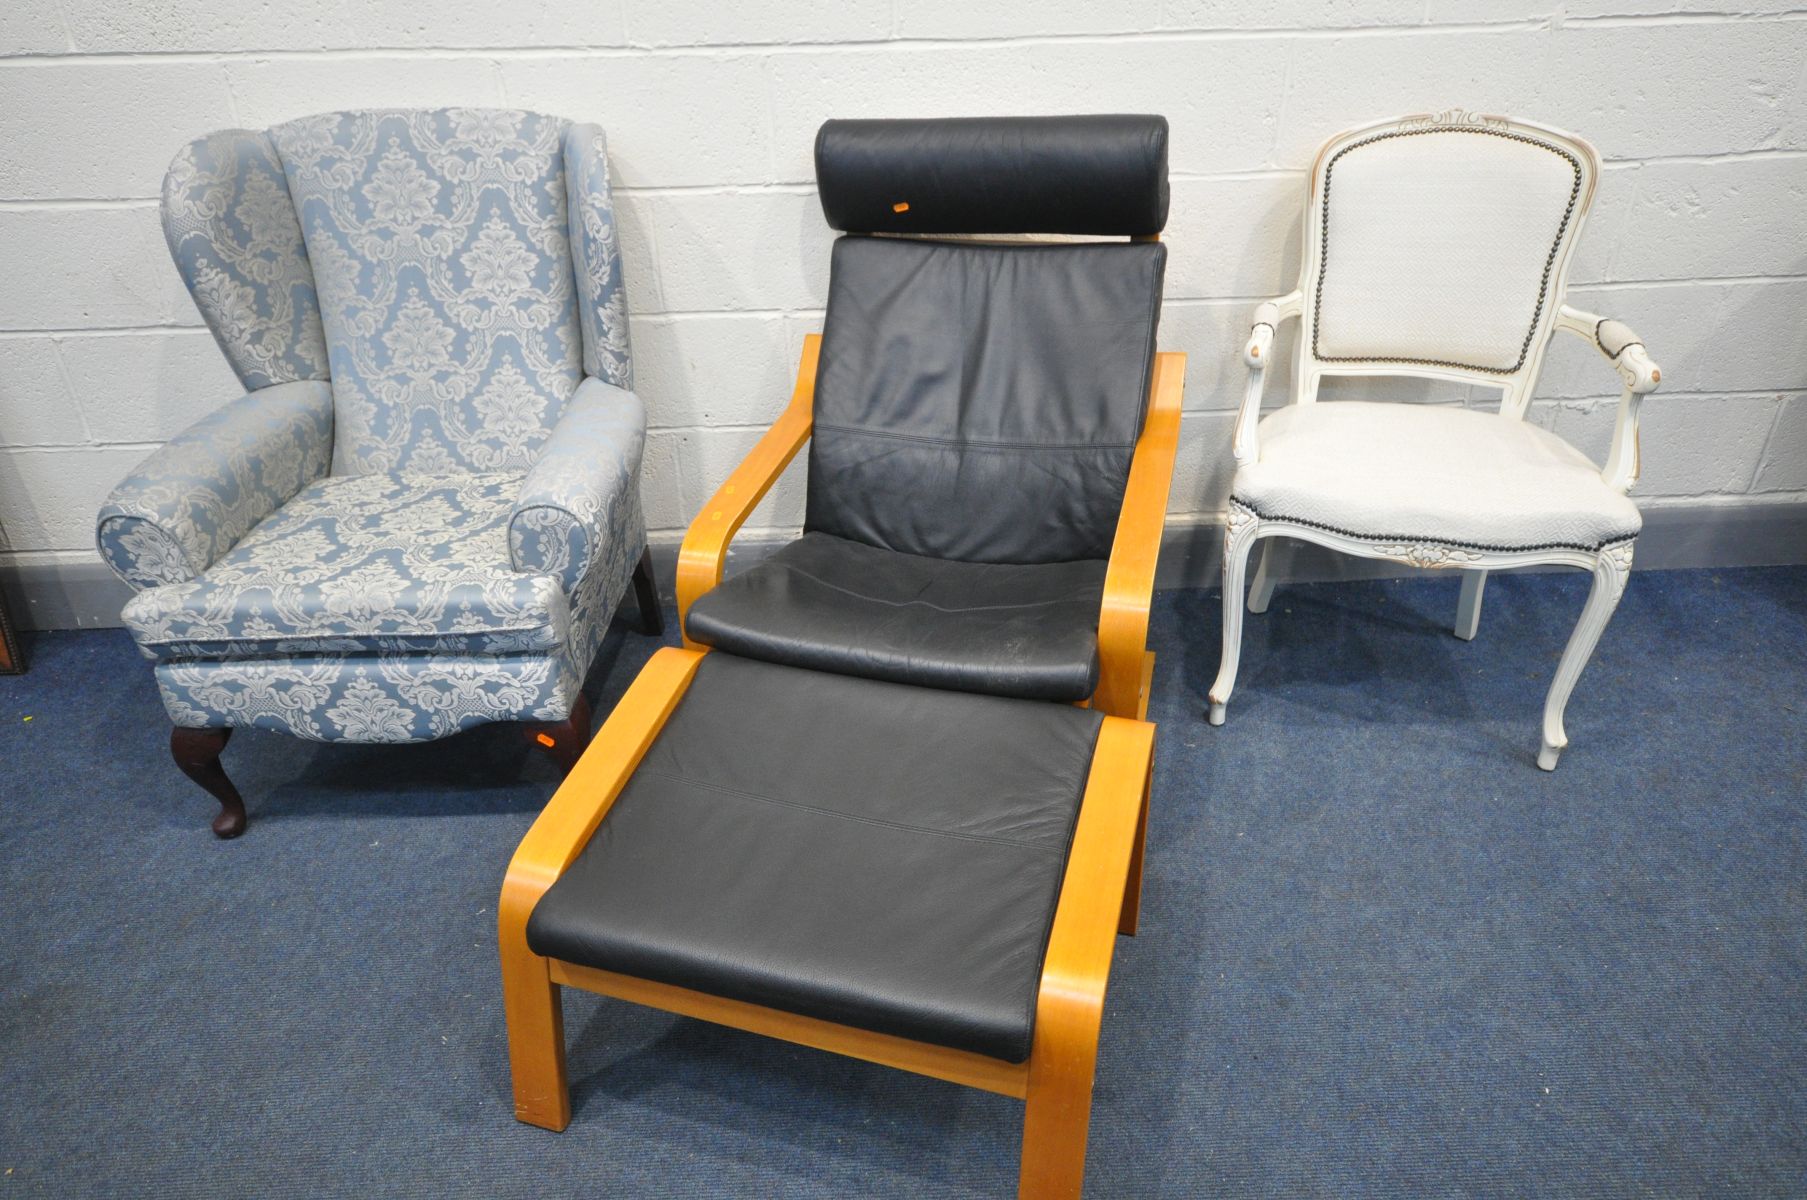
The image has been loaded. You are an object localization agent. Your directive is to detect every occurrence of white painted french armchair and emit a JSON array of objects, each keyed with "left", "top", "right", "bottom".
[{"left": 1210, "top": 112, "right": 1662, "bottom": 770}]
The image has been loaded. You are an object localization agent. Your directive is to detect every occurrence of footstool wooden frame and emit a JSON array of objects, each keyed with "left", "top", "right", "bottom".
[{"left": 499, "top": 336, "right": 1182, "bottom": 1197}]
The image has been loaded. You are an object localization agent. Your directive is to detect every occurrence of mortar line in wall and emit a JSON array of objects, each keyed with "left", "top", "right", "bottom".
[
  {"left": 12, "top": 267, "right": 1807, "bottom": 339},
  {"left": 218, "top": 54, "right": 243, "bottom": 125},
  {"left": 13, "top": 144, "right": 1803, "bottom": 211},
  {"left": 646, "top": 422, "right": 783, "bottom": 435},
  {"left": 1748, "top": 396, "right": 1788, "bottom": 494},
  {"left": 614, "top": 183, "right": 818, "bottom": 196},
  {"left": 1572, "top": 273, "right": 1807, "bottom": 291},
  {"left": 4, "top": 441, "right": 165, "bottom": 455},
  {"left": 1264, "top": 28, "right": 1299, "bottom": 170},
  {"left": 492, "top": 57, "right": 512, "bottom": 107},
  {"left": 0, "top": 326, "right": 208, "bottom": 339},
  {"left": 53, "top": 3, "right": 76, "bottom": 53},
  {"left": 1564, "top": 9, "right": 1807, "bottom": 27},
  {"left": 1603, "top": 149, "right": 1807, "bottom": 167},
  {"left": 644, "top": 388, "right": 1805, "bottom": 434},
  {"left": 1528, "top": 387, "right": 1807, "bottom": 404},
  {"left": 633, "top": 308, "right": 828, "bottom": 322},
  {"left": 44, "top": 335, "right": 97, "bottom": 446},
  {"left": 0, "top": 199, "right": 159, "bottom": 211},
  {"left": 756, "top": 55, "right": 780, "bottom": 185},
  {"left": 0, "top": 20, "right": 1599, "bottom": 66}
]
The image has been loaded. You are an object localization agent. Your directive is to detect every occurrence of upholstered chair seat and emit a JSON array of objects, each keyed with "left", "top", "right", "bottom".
[
  {"left": 120, "top": 470, "right": 569, "bottom": 663},
  {"left": 96, "top": 109, "right": 661, "bottom": 835},
  {"left": 683, "top": 531, "right": 1108, "bottom": 701},
  {"left": 1235, "top": 401, "right": 1642, "bottom": 552}
]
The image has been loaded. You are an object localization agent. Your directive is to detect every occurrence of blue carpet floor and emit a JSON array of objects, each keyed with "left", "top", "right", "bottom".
[{"left": 1, "top": 566, "right": 1802, "bottom": 1198}]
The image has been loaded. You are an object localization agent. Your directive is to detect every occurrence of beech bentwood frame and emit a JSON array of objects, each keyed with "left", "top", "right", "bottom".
[{"left": 501, "top": 336, "right": 1185, "bottom": 1198}]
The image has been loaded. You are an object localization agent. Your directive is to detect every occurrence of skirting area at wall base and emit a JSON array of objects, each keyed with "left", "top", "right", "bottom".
[{"left": 6, "top": 499, "right": 1806, "bottom": 633}]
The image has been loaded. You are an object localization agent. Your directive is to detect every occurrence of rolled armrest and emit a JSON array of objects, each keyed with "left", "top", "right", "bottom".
[
  {"left": 95, "top": 379, "right": 333, "bottom": 589},
  {"left": 510, "top": 377, "right": 647, "bottom": 594},
  {"left": 674, "top": 334, "right": 820, "bottom": 643}
]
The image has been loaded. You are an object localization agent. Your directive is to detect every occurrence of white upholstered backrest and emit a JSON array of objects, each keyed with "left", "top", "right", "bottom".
[{"left": 1295, "top": 113, "right": 1599, "bottom": 416}]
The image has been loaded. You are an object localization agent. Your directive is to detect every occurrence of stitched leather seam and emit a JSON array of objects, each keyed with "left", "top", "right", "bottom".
[
  {"left": 634, "top": 767, "right": 1074, "bottom": 852},
  {"left": 1232, "top": 498, "right": 1638, "bottom": 554},
  {"left": 726, "top": 562, "right": 1105, "bottom": 616},
  {"left": 812, "top": 423, "right": 1137, "bottom": 452}
]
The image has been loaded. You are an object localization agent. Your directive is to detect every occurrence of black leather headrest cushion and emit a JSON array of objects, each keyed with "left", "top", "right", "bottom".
[{"left": 814, "top": 115, "right": 1170, "bottom": 236}]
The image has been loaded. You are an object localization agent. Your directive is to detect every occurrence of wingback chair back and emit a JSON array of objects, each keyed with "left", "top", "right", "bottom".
[
  {"left": 102, "top": 107, "right": 661, "bottom": 837},
  {"left": 804, "top": 116, "right": 1169, "bottom": 565},
  {"left": 1293, "top": 112, "right": 1600, "bottom": 418},
  {"left": 162, "top": 108, "right": 632, "bottom": 475}
]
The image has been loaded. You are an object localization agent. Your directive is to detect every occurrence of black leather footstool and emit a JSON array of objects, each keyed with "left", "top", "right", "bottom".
[
  {"left": 500, "top": 645, "right": 1154, "bottom": 1197},
  {"left": 527, "top": 651, "right": 1103, "bottom": 1061}
]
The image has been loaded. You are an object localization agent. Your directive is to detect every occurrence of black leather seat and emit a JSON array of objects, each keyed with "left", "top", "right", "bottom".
[
  {"left": 680, "top": 210, "right": 1164, "bottom": 705},
  {"left": 684, "top": 532, "right": 1107, "bottom": 701},
  {"left": 525, "top": 652, "right": 1104, "bottom": 1062}
]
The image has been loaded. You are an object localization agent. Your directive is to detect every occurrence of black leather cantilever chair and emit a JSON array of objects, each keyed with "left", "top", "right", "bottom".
[{"left": 499, "top": 115, "right": 1186, "bottom": 1198}]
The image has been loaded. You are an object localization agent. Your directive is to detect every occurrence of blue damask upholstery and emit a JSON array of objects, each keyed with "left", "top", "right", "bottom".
[
  {"left": 153, "top": 650, "right": 589, "bottom": 743},
  {"left": 121, "top": 472, "right": 568, "bottom": 661},
  {"left": 271, "top": 109, "right": 587, "bottom": 477},
  {"left": 563, "top": 123, "right": 633, "bottom": 390},
  {"left": 510, "top": 377, "right": 646, "bottom": 593},
  {"left": 98, "top": 108, "right": 646, "bottom": 744},
  {"left": 161, "top": 130, "right": 330, "bottom": 390},
  {"left": 97, "top": 380, "right": 335, "bottom": 588}
]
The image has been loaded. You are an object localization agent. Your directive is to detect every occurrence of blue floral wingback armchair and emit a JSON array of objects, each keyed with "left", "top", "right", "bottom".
[{"left": 95, "top": 109, "right": 661, "bottom": 837}]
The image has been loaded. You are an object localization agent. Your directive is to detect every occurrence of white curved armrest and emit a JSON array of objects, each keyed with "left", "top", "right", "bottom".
[
  {"left": 1555, "top": 304, "right": 1662, "bottom": 492},
  {"left": 1233, "top": 291, "right": 1302, "bottom": 466},
  {"left": 1557, "top": 304, "right": 1662, "bottom": 393}
]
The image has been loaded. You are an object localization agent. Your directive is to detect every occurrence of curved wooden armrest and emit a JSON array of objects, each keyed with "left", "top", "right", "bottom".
[
  {"left": 674, "top": 334, "right": 820, "bottom": 645},
  {"left": 499, "top": 647, "right": 706, "bottom": 935},
  {"left": 1093, "top": 351, "right": 1186, "bottom": 720}
]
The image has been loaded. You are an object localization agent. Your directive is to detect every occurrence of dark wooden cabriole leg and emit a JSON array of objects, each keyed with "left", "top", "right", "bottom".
[
  {"left": 631, "top": 546, "right": 664, "bottom": 637},
  {"left": 523, "top": 692, "right": 593, "bottom": 774},
  {"left": 170, "top": 725, "right": 248, "bottom": 839}
]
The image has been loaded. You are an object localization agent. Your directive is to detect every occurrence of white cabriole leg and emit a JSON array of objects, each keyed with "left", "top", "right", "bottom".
[
  {"left": 1248, "top": 537, "right": 1290, "bottom": 614},
  {"left": 1538, "top": 541, "right": 1634, "bottom": 770},
  {"left": 1208, "top": 504, "right": 1262, "bottom": 726},
  {"left": 1455, "top": 569, "right": 1488, "bottom": 641}
]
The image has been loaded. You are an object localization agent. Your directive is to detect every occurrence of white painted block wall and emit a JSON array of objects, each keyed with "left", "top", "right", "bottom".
[{"left": 1, "top": 2, "right": 1804, "bottom": 574}]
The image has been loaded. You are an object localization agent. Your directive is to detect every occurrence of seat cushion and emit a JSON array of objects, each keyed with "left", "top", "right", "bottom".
[
  {"left": 526, "top": 652, "right": 1106, "bottom": 1062},
  {"left": 121, "top": 471, "right": 568, "bottom": 661},
  {"left": 683, "top": 532, "right": 1107, "bottom": 702},
  {"left": 1232, "top": 402, "right": 1642, "bottom": 551}
]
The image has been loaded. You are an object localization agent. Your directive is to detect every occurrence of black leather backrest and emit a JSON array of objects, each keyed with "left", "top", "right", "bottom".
[
  {"left": 816, "top": 115, "right": 1169, "bottom": 236},
  {"left": 804, "top": 236, "right": 1167, "bottom": 564}
]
